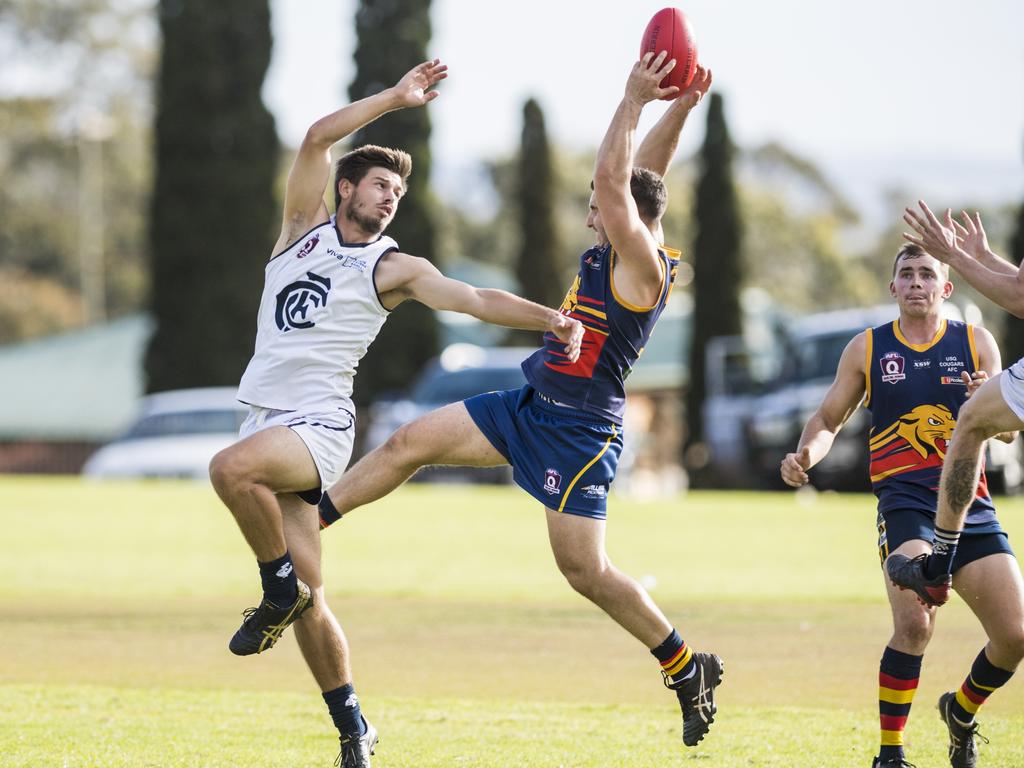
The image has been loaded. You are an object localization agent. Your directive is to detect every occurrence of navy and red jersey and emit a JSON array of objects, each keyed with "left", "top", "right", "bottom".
[
  {"left": 522, "top": 243, "right": 679, "bottom": 425},
  {"left": 865, "top": 319, "right": 995, "bottom": 524}
]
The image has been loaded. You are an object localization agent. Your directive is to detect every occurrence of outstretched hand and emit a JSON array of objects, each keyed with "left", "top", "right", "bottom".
[
  {"left": 550, "top": 314, "right": 585, "bottom": 363},
  {"left": 391, "top": 58, "right": 448, "bottom": 109},
  {"left": 625, "top": 51, "right": 680, "bottom": 105},
  {"left": 674, "top": 64, "right": 712, "bottom": 111},
  {"left": 950, "top": 210, "right": 991, "bottom": 261},
  {"left": 902, "top": 200, "right": 968, "bottom": 264},
  {"left": 780, "top": 446, "right": 812, "bottom": 488}
]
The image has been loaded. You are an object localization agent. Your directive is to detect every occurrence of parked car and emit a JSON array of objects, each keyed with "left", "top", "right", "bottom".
[
  {"left": 82, "top": 387, "right": 247, "bottom": 480},
  {"left": 364, "top": 344, "right": 535, "bottom": 483},
  {"left": 706, "top": 303, "right": 1022, "bottom": 492}
]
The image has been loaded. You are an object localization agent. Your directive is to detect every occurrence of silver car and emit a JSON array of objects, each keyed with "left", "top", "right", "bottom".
[{"left": 82, "top": 387, "right": 247, "bottom": 480}]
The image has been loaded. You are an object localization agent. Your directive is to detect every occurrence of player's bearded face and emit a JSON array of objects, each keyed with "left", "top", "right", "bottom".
[{"left": 343, "top": 188, "right": 390, "bottom": 234}]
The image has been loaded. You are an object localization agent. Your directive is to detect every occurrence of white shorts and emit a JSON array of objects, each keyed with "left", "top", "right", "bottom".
[
  {"left": 238, "top": 404, "right": 355, "bottom": 504},
  {"left": 1000, "top": 359, "right": 1024, "bottom": 422}
]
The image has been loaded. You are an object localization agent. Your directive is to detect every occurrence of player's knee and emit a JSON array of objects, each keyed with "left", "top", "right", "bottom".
[
  {"left": 892, "top": 614, "right": 934, "bottom": 650},
  {"left": 383, "top": 422, "right": 429, "bottom": 466},
  {"left": 555, "top": 554, "right": 607, "bottom": 597},
  {"left": 209, "top": 447, "right": 253, "bottom": 496},
  {"left": 992, "top": 623, "right": 1024, "bottom": 663}
]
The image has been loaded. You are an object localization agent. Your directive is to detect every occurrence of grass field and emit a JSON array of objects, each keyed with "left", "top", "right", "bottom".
[{"left": 3, "top": 477, "right": 1024, "bottom": 767}]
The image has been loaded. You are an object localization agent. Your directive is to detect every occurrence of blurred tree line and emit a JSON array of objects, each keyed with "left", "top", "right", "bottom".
[
  {"left": 1, "top": 0, "right": 1023, "bottom": 413},
  {"left": 0, "top": 0, "right": 153, "bottom": 343}
]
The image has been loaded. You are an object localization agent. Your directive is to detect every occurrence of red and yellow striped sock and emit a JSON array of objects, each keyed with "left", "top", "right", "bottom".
[
  {"left": 878, "top": 646, "right": 922, "bottom": 763},
  {"left": 950, "top": 648, "right": 1015, "bottom": 725},
  {"left": 650, "top": 628, "right": 696, "bottom": 686}
]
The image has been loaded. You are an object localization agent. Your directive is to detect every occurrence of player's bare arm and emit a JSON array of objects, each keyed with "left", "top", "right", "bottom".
[
  {"left": 781, "top": 333, "right": 868, "bottom": 487},
  {"left": 951, "top": 209, "right": 1018, "bottom": 276},
  {"left": 374, "top": 251, "right": 584, "bottom": 362},
  {"left": 904, "top": 201, "right": 1024, "bottom": 317},
  {"left": 633, "top": 64, "right": 712, "bottom": 177},
  {"left": 593, "top": 52, "right": 678, "bottom": 305},
  {"left": 969, "top": 325, "right": 1019, "bottom": 443},
  {"left": 273, "top": 58, "right": 448, "bottom": 254}
]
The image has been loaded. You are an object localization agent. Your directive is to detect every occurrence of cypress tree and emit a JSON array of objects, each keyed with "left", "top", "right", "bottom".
[
  {"left": 348, "top": 0, "right": 439, "bottom": 405},
  {"left": 145, "top": 0, "right": 278, "bottom": 392},
  {"left": 686, "top": 93, "right": 743, "bottom": 455},
  {"left": 512, "top": 98, "right": 565, "bottom": 341}
]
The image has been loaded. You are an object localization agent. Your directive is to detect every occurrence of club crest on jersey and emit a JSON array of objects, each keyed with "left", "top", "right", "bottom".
[
  {"left": 295, "top": 234, "right": 319, "bottom": 259},
  {"left": 543, "top": 468, "right": 562, "bottom": 495},
  {"left": 880, "top": 352, "right": 906, "bottom": 384},
  {"left": 583, "top": 248, "right": 603, "bottom": 270},
  {"left": 275, "top": 271, "right": 331, "bottom": 331}
]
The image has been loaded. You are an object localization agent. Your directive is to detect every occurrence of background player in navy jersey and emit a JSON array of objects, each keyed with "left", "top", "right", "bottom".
[
  {"left": 316, "top": 54, "right": 723, "bottom": 750},
  {"left": 781, "top": 242, "right": 1023, "bottom": 768},
  {"left": 208, "top": 59, "right": 583, "bottom": 768}
]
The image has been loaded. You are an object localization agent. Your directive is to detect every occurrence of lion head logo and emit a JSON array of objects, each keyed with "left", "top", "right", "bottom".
[
  {"left": 559, "top": 275, "right": 581, "bottom": 316},
  {"left": 869, "top": 403, "right": 956, "bottom": 460}
]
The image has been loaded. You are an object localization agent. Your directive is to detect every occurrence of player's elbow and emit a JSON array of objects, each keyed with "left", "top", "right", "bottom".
[{"left": 303, "top": 121, "right": 335, "bottom": 151}]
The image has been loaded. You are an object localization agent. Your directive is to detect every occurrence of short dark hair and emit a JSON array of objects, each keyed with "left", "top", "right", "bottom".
[
  {"left": 630, "top": 167, "right": 668, "bottom": 222},
  {"left": 333, "top": 144, "right": 412, "bottom": 210},
  {"left": 589, "top": 168, "right": 668, "bottom": 223},
  {"left": 892, "top": 242, "right": 949, "bottom": 278}
]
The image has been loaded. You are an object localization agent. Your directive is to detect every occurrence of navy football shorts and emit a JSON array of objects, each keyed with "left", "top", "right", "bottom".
[
  {"left": 876, "top": 508, "right": 1014, "bottom": 573},
  {"left": 464, "top": 386, "right": 623, "bottom": 520}
]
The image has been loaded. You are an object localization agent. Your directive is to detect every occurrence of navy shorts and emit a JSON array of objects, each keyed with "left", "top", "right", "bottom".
[
  {"left": 876, "top": 508, "right": 1014, "bottom": 573},
  {"left": 464, "top": 386, "right": 623, "bottom": 519}
]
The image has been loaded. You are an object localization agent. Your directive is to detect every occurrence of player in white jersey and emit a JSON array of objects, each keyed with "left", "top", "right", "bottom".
[{"left": 208, "top": 59, "right": 583, "bottom": 768}]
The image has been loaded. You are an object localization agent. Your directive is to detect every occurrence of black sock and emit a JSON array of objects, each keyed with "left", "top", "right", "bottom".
[
  {"left": 258, "top": 551, "right": 298, "bottom": 607},
  {"left": 924, "top": 527, "right": 960, "bottom": 579},
  {"left": 324, "top": 683, "right": 367, "bottom": 738},
  {"left": 319, "top": 494, "right": 343, "bottom": 530}
]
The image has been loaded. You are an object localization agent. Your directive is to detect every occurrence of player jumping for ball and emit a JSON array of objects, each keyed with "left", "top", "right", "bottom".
[
  {"left": 781, "top": 241, "right": 1023, "bottom": 768},
  {"left": 208, "top": 59, "right": 583, "bottom": 768},
  {"left": 316, "top": 53, "right": 722, "bottom": 750}
]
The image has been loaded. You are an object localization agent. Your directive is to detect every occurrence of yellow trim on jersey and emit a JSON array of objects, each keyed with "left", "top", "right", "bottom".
[
  {"left": 557, "top": 424, "right": 619, "bottom": 514},
  {"left": 864, "top": 327, "right": 873, "bottom": 408},
  {"left": 609, "top": 248, "right": 672, "bottom": 313},
  {"left": 575, "top": 305, "right": 608, "bottom": 320},
  {"left": 967, "top": 324, "right": 980, "bottom": 371},
  {"left": 892, "top": 319, "right": 947, "bottom": 352}
]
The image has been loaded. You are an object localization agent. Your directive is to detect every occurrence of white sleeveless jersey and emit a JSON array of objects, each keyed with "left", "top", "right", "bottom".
[{"left": 237, "top": 216, "right": 396, "bottom": 411}]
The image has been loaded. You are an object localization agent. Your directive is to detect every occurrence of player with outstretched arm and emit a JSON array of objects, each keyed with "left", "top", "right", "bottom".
[
  {"left": 316, "top": 53, "right": 723, "bottom": 752},
  {"left": 208, "top": 59, "right": 583, "bottom": 768}
]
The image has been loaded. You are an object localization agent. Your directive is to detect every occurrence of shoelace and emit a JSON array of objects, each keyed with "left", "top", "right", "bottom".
[
  {"left": 334, "top": 735, "right": 366, "bottom": 768},
  {"left": 951, "top": 721, "right": 989, "bottom": 752}
]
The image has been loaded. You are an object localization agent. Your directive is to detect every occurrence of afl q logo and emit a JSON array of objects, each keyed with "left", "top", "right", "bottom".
[
  {"left": 880, "top": 352, "right": 906, "bottom": 384},
  {"left": 275, "top": 271, "right": 332, "bottom": 331}
]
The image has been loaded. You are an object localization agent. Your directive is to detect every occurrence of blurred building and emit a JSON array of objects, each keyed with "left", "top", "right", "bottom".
[{"left": 0, "top": 315, "right": 151, "bottom": 473}]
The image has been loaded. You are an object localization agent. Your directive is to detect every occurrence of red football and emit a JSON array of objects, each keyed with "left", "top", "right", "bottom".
[{"left": 640, "top": 7, "right": 698, "bottom": 98}]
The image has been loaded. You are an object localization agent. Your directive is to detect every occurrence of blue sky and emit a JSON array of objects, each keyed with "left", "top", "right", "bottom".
[{"left": 264, "top": 0, "right": 1024, "bottom": 221}]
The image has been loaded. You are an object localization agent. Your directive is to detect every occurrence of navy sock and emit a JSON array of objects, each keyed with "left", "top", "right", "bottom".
[
  {"left": 319, "top": 494, "right": 343, "bottom": 530},
  {"left": 924, "top": 526, "right": 960, "bottom": 579},
  {"left": 324, "top": 683, "right": 367, "bottom": 737},
  {"left": 258, "top": 551, "right": 298, "bottom": 607}
]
